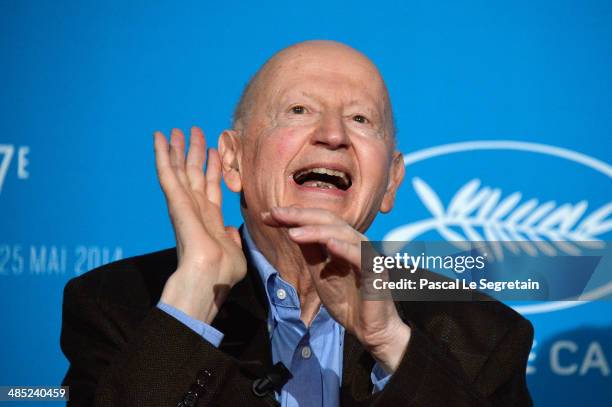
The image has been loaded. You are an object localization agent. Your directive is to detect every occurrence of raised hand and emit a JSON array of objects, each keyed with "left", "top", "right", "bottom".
[
  {"left": 154, "top": 127, "right": 246, "bottom": 323},
  {"left": 263, "top": 206, "right": 411, "bottom": 373}
]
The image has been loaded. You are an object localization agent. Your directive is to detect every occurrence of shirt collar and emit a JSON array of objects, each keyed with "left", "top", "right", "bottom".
[
  {"left": 242, "top": 224, "right": 334, "bottom": 326},
  {"left": 242, "top": 224, "right": 300, "bottom": 308},
  {"left": 243, "top": 224, "right": 277, "bottom": 288}
]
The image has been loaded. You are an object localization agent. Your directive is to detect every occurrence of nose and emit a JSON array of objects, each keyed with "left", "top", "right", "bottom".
[{"left": 311, "top": 112, "right": 351, "bottom": 150}]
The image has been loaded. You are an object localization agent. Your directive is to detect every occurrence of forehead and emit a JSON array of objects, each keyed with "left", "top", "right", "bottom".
[{"left": 263, "top": 51, "right": 387, "bottom": 107}]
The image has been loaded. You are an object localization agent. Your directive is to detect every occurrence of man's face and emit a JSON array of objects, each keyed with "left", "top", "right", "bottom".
[{"left": 228, "top": 44, "right": 403, "bottom": 232}]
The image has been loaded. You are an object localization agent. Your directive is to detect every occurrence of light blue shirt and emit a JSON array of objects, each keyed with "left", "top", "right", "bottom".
[{"left": 158, "top": 225, "right": 390, "bottom": 406}]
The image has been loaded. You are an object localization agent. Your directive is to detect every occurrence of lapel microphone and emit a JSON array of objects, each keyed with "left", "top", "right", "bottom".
[{"left": 252, "top": 362, "right": 293, "bottom": 398}]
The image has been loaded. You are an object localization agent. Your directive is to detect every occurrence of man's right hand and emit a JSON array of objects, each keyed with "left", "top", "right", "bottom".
[{"left": 154, "top": 127, "right": 246, "bottom": 324}]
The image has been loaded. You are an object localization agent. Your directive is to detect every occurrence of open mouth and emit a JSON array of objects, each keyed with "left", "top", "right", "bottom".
[{"left": 293, "top": 167, "right": 352, "bottom": 191}]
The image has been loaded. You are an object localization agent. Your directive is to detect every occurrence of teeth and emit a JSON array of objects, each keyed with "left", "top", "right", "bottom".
[
  {"left": 306, "top": 181, "right": 334, "bottom": 189},
  {"left": 295, "top": 167, "right": 349, "bottom": 185}
]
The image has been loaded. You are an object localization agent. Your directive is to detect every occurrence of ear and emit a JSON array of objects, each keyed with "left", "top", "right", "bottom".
[
  {"left": 380, "top": 151, "right": 405, "bottom": 213},
  {"left": 218, "top": 129, "right": 243, "bottom": 193}
]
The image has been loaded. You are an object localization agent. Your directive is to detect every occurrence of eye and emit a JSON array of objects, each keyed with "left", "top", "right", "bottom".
[
  {"left": 290, "top": 105, "right": 306, "bottom": 114},
  {"left": 353, "top": 114, "right": 368, "bottom": 124}
]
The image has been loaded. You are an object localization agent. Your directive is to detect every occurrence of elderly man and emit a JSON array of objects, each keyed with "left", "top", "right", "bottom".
[{"left": 61, "top": 41, "right": 533, "bottom": 406}]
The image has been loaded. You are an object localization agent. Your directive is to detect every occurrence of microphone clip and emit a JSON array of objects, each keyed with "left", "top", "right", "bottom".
[{"left": 251, "top": 362, "right": 293, "bottom": 398}]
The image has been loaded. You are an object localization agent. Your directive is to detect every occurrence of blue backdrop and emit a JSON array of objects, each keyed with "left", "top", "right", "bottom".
[{"left": 2, "top": 1, "right": 611, "bottom": 405}]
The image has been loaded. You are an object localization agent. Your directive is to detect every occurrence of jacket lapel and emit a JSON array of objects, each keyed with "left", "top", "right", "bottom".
[
  {"left": 210, "top": 228, "right": 273, "bottom": 378},
  {"left": 342, "top": 331, "right": 374, "bottom": 402}
]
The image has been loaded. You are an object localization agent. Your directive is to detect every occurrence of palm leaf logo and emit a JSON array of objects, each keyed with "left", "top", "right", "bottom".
[{"left": 384, "top": 177, "right": 612, "bottom": 259}]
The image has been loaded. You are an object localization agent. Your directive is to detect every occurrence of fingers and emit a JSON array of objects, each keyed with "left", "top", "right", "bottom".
[
  {"left": 169, "top": 128, "right": 186, "bottom": 167},
  {"left": 185, "top": 127, "right": 207, "bottom": 193},
  {"left": 262, "top": 206, "right": 365, "bottom": 266},
  {"left": 262, "top": 206, "right": 344, "bottom": 227},
  {"left": 288, "top": 224, "right": 364, "bottom": 245},
  {"left": 154, "top": 128, "right": 238, "bottom": 263},
  {"left": 326, "top": 238, "right": 361, "bottom": 267},
  {"left": 157, "top": 127, "right": 223, "bottom": 206},
  {"left": 155, "top": 130, "right": 204, "bottom": 229},
  {"left": 284, "top": 221, "right": 365, "bottom": 269},
  {"left": 154, "top": 131, "right": 181, "bottom": 196},
  {"left": 287, "top": 224, "right": 364, "bottom": 266},
  {"left": 154, "top": 130, "right": 170, "bottom": 174},
  {"left": 206, "top": 148, "right": 222, "bottom": 207},
  {"left": 170, "top": 128, "right": 189, "bottom": 188}
]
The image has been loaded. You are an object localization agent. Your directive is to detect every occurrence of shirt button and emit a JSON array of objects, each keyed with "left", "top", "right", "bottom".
[
  {"left": 276, "top": 288, "right": 287, "bottom": 300},
  {"left": 301, "top": 345, "right": 312, "bottom": 359}
]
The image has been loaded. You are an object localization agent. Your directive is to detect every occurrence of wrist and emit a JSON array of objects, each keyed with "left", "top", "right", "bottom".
[
  {"left": 160, "top": 270, "right": 230, "bottom": 324},
  {"left": 366, "top": 320, "right": 411, "bottom": 374}
]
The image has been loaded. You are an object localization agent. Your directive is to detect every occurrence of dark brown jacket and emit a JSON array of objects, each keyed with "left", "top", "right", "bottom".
[{"left": 61, "top": 235, "right": 533, "bottom": 406}]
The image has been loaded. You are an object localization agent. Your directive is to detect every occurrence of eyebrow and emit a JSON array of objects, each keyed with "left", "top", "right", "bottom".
[
  {"left": 345, "top": 99, "right": 384, "bottom": 120},
  {"left": 275, "top": 90, "right": 317, "bottom": 106},
  {"left": 277, "top": 89, "right": 384, "bottom": 122},
  {"left": 290, "top": 91, "right": 319, "bottom": 101},
  {"left": 284, "top": 91, "right": 380, "bottom": 109}
]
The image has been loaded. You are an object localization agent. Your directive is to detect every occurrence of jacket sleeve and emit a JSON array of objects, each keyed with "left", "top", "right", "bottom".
[
  {"left": 60, "top": 277, "right": 278, "bottom": 407},
  {"left": 372, "top": 316, "right": 534, "bottom": 407}
]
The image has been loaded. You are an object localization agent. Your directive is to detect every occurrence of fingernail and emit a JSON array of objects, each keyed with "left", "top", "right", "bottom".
[{"left": 289, "top": 228, "right": 304, "bottom": 237}]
